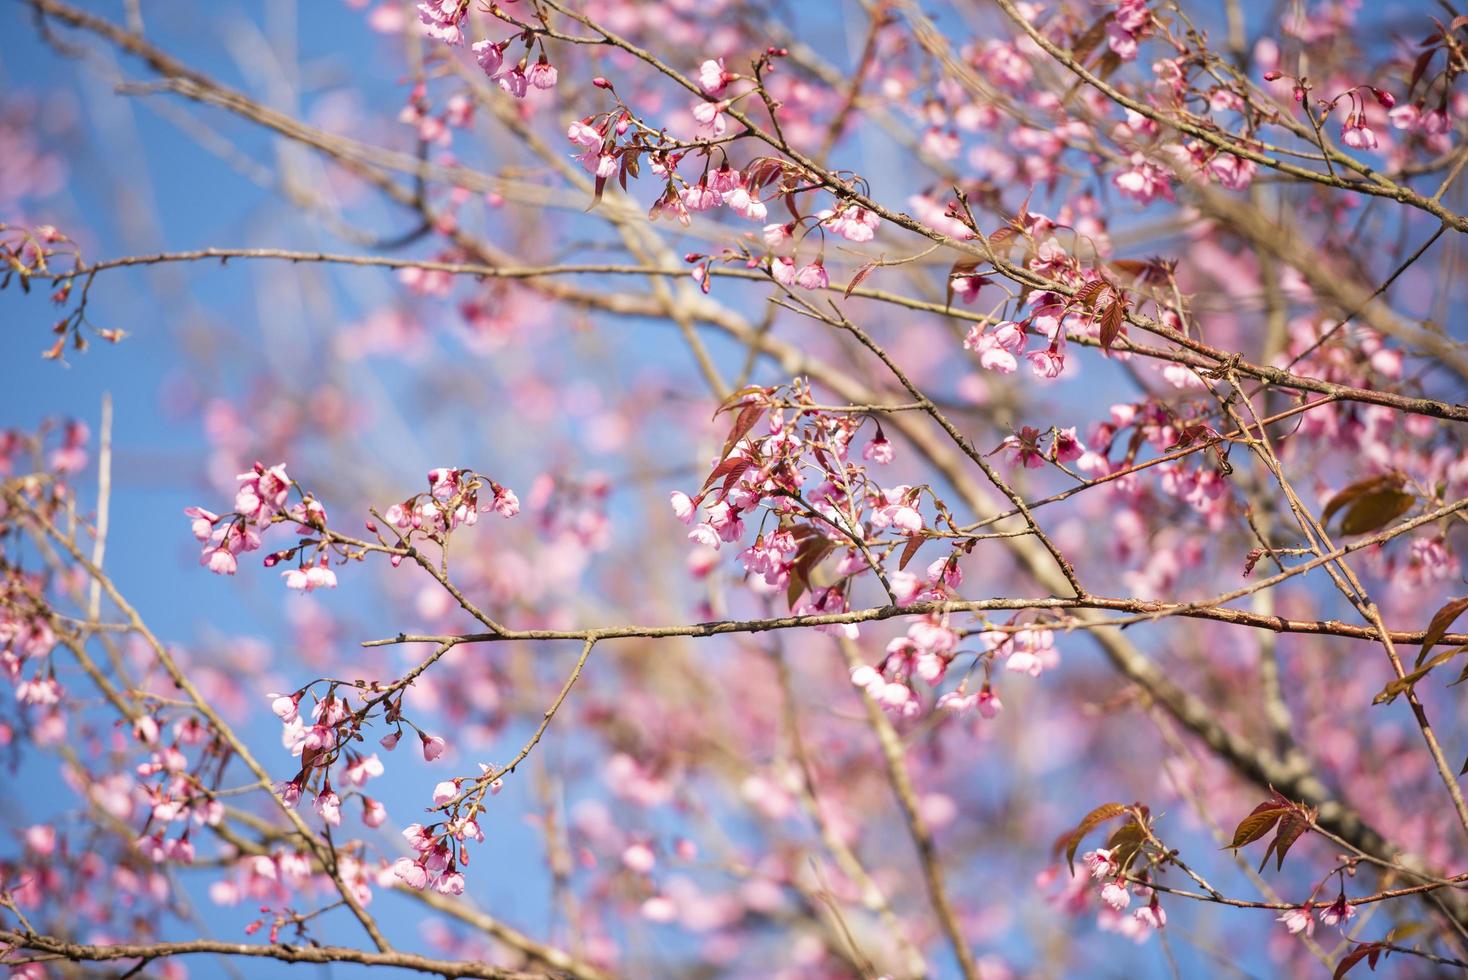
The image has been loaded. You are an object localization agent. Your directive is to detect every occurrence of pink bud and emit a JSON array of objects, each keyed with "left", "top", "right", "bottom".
[{"left": 362, "top": 797, "right": 388, "bottom": 828}]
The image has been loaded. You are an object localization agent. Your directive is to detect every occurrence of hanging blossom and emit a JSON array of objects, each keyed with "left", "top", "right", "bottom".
[
  {"left": 186, "top": 462, "right": 320, "bottom": 579},
  {"left": 378, "top": 467, "right": 520, "bottom": 549},
  {"left": 1106, "top": 0, "right": 1156, "bottom": 62},
  {"left": 416, "top": 0, "right": 468, "bottom": 45}
]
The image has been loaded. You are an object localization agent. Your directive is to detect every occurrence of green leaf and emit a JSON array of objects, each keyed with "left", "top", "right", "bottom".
[{"left": 1386, "top": 921, "right": 1426, "bottom": 943}]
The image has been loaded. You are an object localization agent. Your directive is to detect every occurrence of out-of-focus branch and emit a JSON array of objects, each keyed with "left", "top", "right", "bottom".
[{"left": 0, "top": 930, "right": 551, "bottom": 979}]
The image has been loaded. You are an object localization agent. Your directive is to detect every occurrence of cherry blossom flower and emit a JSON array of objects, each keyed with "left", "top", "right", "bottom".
[
  {"left": 526, "top": 60, "right": 558, "bottom": 90},
  {"left": 1133, "top": 903, "right": 1166, "bottom": 929},
  {"left": 698, "top": 58, "right": 729, "bottom": 95},
  {"left": 1277, "top": 908, "right": 1315, "bottom": 936},
  {"left": 416, "top": 0, "right": 467, "bottom": 44},
  {"left": 362, "top": 797, "right": 388, "bottom": 828},
  {"left": 1341, "top": 116, "right": 1378, "bottom": 150},
  {"left": 472, "top": 40, "right": 503, "bottom": 77},
  {"left": 1101, "top": 881, "right": 1132, "bottom": 910},
  {"left": 1318, "top": 896, "right": 1357, "bottom": 927}
]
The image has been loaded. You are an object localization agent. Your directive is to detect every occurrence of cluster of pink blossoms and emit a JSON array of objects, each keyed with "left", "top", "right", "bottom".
[
  {"left": 133, "top": 716, "right": 228, "bottom": 867},
  {"left": 472, "top": 39, "right": 557, "bottom": 100},
  {"left": 849, "top": 608, "right": 970, "bottom": 719},
  {"left": 394, "top": 813, "right": 484, "bottom": 896},
  {"left": 415, "top": 0, "right": 556, "bottom": 98},
  {"left": 187, "top": 462, "right": 315, "bottom": 578},
  {"left": 1275, "top": 896, "right": 1358, "bottom": 936},
  {"left": 378, "top": 467, "right": 520, "bottom": 549},
  {"left": 996, "top": 425, "right": 1085, "bottom": 470},
  {"left": 1080, "top": 848, "right": 1168, "bottom": 935},
  {"left": 964, "top": 316, "right": 1072, "bottom": 381},
  {"left": 1105, "top": 0, "right": 1156, "bottom": 62}
]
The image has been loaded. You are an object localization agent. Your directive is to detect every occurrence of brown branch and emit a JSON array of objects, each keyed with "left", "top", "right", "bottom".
[
  {"left": 836, "top": 637, "right": 980, "bottom": 980},
  {"left": 987, "top": 0, "right": 1468, "bottom": 233},
  {"left": 4, "top": 490, "right": 393, "bottom": 953},
  {"left": 0, "top": 930, "right": 548, "bottom": 979}
]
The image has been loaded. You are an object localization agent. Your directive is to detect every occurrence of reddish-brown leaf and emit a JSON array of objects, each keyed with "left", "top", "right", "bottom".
[
  {"left": 1053, "top": 802, "right": 1128, "bottom": 874},
  {"left": 1225, "top": 801, "right": 1290, "bottom": 850},
  {"left": 1075, "top": 280, "right": 1110, "bottom": 307},
  {"left": 1261, "top": 811, "right": 1309, "bottom": 872},
  {"left": 898, "top": 533, "right": 925, "bottom": 572},
  {"left": 712, "top": 385, "right": 769, "bottom": 418},
  {"left": 719, "top": 458, "right": 755, "bottom": 495},
  {"left": 844, "top": 259, "right": 881, "bottom": 299},
  {"left": 786, "top": 537, "right": 837, "bottom": 607},
  {"left": 701, "top": 455, "right": 750, "bottom": 492},
  {"left": 1339, "top": 488, "right": 1415, "bottom": 535},
  {"left": 1099, "top": 301, "right": 1125, "bottom": 350},
  {"left": 985, "top": 227, "right": 1017, "bottom": 251},
  {"left": 1322, "top": 473, "right": 1402, "bottom": 526},
  {"left": 719, "top": 402, "right": 765, "bottom": 463},
  {"left": 1070, "top": 16, "right": 1111, "bottom": 65},
  {"left": 1415, "top": 596, "right": 1468, "bottom": 667},
  {"left": 1104, "top": 819, "right": 1147, "bottom": 873},
  {"left": 1409, "top": 47, "right": 1437, "bottom": 97},
  {"left": 1333, "top": 942, "right": 1388, "bottom": 980}
]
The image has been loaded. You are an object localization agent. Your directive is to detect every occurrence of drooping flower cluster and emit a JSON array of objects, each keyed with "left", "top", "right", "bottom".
[{"left": 376, "top": 467, "right": 519, "bottom": 549}]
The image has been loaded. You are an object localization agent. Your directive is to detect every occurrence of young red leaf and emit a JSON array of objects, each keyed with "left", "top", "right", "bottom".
[
  {"left": 1225, "top": 795, "right": 1293, "bottom": 850},
  {"left": 1053, "top": 802, "right": 1128, "bottom": 874},
  {"left": 786, "top": 537, "right": 837, "bottom": 607},
  {"left": 718, "top": 402, "right": 765, "bottom": 463},
  {"left": 898, "top": 533, "right": 925, "bottom": 572},
  {"left": 712, "top": 386, "right": 770, "bottom": 418},
  {"left": 1333, "top": 941, "right": 1389, "bottom": 980},
  {"left": 1103, "top": 818, "right": 1147, "bottom": 874},
  {"left": 1260, "top": 811, "right": 1309, "bottom": 872},
  {"left": 844, "top": 259, "right": 881, "bottom": 299},
  {"left": 1338, "top": 488, "right": 1415, "bottom": 535},
  {"left": 701, "top": 455, "right": 750, "bottom": 492},
  {"left": 1415, "top": 596, "right": 1468, "bottom": 667},
  {"left": 1321, "top": 473, "right": 1403, "bottom": 526},
  {"left": 1099, "top": 301, "right": 1125, "bottom": 350}
]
